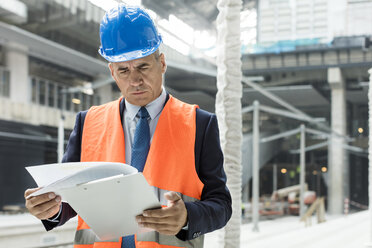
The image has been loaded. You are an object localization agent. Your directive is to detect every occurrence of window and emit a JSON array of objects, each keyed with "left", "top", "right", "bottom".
[
  {"left": 89, "top": 93, "right": 94, "bottom": 107},
  {"left": 73, "top": 92, "right": 81, "bottom": 112},
  {"left": 93, "top": 95, "right": 101, "bottom": 106},
  {"left": 82, "top": 93, "right": 94, "bottom": 111},
  {"left": 66, "top": 92, "right": 72, "bottom": 111},
  {"left": 0, "top": 69, "right": 10, "bottom": 98},
  {"left": 2, "top": 70, "right": 10, "bottom": 97},
  {"left": 82, "top": 93, "right": 89, "bottom": 110},
  {"left": 28, "top": 76, "right": 99, "bottom": 112},
  {"left": 31, "top": 78, "right": 38, "bottom": 103},
  {"left": 48, "top": 83, "right": 55, "bottom": 107},
  {"left": 39, "top": 80, "right": 46, "bottom": 105},
  {"left": 57, "top": 86, "right": 63, "bottom": 109}
]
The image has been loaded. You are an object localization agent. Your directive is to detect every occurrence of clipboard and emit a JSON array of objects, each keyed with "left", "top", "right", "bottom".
[
  {"left": 59, "top": 173, "right": 161, "bottom": 240},
  {"left": 26, "top": 162, "right": 161, "bottom": 240}
]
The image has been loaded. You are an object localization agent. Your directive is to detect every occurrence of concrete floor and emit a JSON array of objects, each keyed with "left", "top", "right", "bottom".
[
  {"left": 0, "top": 213, "right": 76, "bottom": 248},
  {"left": 1, "top": 210, "right": 369, "bottom": 248},
  {"left": 204, "top": 210, "right": 371, "bottom": 248}
]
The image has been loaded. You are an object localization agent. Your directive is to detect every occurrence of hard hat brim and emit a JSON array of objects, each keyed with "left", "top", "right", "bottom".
[{"left": 98, "top": 36, "right": 162, "bottom": 63}]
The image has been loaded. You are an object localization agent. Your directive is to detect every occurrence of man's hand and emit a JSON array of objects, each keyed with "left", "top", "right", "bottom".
[
  {"left": 24, "top": 188, "right": 61, "bottom": 220},
  {"left": 136, "top": 191, "right": 187, "bottom": 235}
]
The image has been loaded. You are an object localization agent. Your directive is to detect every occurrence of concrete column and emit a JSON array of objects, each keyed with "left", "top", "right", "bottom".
[
  {"left": 4, "top": 42, "right": 29, "bottom": 103},
  {"left": 242, "top": 183, "right": 249, "bottom": 203},
  {"left": 299, "top": 124, "right": 306, "bottom": 218},
  {"left": 367, "top": 68, "right": 372, "bottom": 247},
  {"left": 215, "top": 0, "right": 243, "bottom": 246},
  {"left": 273, "top": 164, "right": 277, "bottom": 193},
  {"left": 252, "top": 100, "right": 260, "bottom": 232},
  {"left": 327, "top": 67, "right": 348, "bottom": 215}
]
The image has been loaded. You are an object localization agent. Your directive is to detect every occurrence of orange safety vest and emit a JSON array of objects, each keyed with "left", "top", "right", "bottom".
[{"left": 74, "top": 95, "right": 205, "bottom": 248}]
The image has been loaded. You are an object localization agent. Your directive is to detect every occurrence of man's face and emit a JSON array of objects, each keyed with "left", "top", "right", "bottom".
[{"left": 109, "top": 53, "right": 166, "bottom": 106}]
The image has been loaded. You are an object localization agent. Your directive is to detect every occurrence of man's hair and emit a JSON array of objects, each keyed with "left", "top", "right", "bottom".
[{"left": 153, "top": 49, "right": 160, "bottom": 61}]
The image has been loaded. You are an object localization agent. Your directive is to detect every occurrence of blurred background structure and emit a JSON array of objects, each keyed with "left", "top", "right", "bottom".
[{"left": 0, "top": 0, "right": 371, "bottom": 247}]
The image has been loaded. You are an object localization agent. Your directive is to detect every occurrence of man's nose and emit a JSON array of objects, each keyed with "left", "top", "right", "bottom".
[{"left": 129, "top": 70, "right": 142, "bottom": 85}]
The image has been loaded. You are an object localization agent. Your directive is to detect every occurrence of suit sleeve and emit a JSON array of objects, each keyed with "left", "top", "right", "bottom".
[
  {"left": 177, "top": 110, "right": 232, "bottom": 240},
  {"left": 42, "top": 111, "right": 87, "bottom": 231}
]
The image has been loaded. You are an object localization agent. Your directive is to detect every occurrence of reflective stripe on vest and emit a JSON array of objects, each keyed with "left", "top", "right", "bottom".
[
  {"left": 76, "top": 95, "right": 204, "bottom": 248},
  {"left": 74, "top": 228, "right": 120, "bottom": 245},
  {"left": 136, "top": 231, "right": 204, "bottom": 248}
]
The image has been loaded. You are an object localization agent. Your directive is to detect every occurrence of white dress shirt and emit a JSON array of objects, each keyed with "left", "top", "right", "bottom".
[
  {"left": 123, "top": 88, "right": 166, "bottom": 164},
  {"left": 123, "top": 88, "right": 189, "bottom": 229}
]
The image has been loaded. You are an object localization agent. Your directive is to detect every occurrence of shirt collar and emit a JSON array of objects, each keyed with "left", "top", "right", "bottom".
[{"left": 124, "top": 88, "right": 166, "bottom": 120}]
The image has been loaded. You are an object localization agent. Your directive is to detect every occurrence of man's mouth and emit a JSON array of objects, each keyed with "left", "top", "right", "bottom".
[{"left": 132, "top": 91, "right": 146, "bottom": 95}]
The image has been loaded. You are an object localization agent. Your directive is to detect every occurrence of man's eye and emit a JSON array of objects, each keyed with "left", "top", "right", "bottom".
[
  {"left": 120, "top": 70, "right": 129, "bottom": 74},
  {"left": 140, "top": 67, "right": 148, "bottom": 70}
]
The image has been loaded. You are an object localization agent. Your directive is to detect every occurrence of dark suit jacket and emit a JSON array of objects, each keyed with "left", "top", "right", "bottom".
[{"left": 42, "top": 96, "right": 232, "bottom": 241}]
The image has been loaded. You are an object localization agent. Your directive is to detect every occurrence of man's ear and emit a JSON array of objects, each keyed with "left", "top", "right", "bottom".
[
  {"left": 159, "top": 53, "right": 167, "bottom": 74},
  {"left": 108, "top": 63, "right": 115, "bottom": 80}
]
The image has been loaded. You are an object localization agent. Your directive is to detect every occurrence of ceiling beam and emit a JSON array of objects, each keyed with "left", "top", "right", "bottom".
[
  {"left": 0, "top": 20, "right": 108, "bottom": 77},
  {"left": 36, "top": 16, "right": 79, "bottom": 33}
]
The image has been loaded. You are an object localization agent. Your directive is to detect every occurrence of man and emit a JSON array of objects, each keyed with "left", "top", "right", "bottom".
[{"left": 24, "top": 4, "right": 231, "bottom": 248}]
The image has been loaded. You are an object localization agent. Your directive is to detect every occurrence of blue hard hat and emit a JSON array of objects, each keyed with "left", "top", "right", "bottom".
[{"left": 98, "top": 4, "right": 162, "bottom": 62}]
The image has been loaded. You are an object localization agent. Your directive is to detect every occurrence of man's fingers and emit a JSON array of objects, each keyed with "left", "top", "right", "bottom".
[
  {"left": 24, "top": 187, "right": 41, "bottom": 198},
  {"left": 35, "top": 202, "right": 61, "bottom": 220},
  {"left": 138, "top": 222, "right": 178, "bottom": 235},
  {"left": 143, "top": 206, "right": 176, "bottom": 218},
  {"left": 32, "top": 196, "right": 61, "bottom": 216},
  {"left": 136, "top": 215, "right": 173, "bottom": 225},
  {"left": 138, "top": 192, "right": 187, "bottom": 235},
  {"left": 164, "top": 192, "right": 181, "bottom": 203},
  {"left": 27, "top": 192, "right": 58, "bottom": 208},
  {"left": 25, "top": 187, "right": 62, "bottom": 220}
]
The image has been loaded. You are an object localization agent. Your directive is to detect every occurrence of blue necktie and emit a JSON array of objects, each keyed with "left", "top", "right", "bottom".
[
  {"left": 122, "top": 107, "right": 150, "bottom": 248},
  {"left": 131, "top": 107, "right": 150, "bottom": 172}
]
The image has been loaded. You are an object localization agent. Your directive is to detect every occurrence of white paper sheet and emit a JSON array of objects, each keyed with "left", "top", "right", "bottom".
[{"left": 26, "top": 162, "right": 137, "bottom": 199}]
